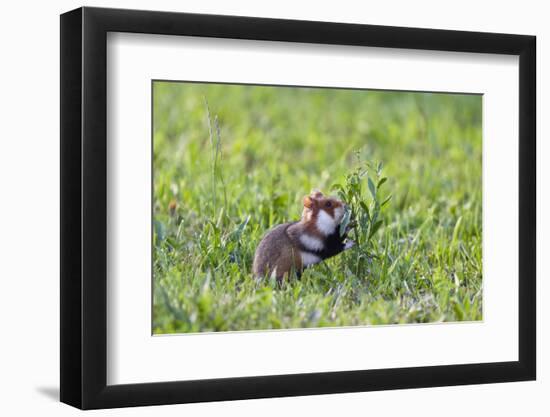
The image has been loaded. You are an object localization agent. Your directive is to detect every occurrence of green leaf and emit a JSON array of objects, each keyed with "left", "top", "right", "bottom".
[
  {"left": 369, "top": 220, "right": 383, "bottom": 238},
  {"left": 453, "top": 301, "right": 465, "bottom": 321},
  {"left": 377, "top": 177, "right": 387, "bottom": 189},
  {"left": 451, "top": 216, "right": 463, "bottom": 247},
  {"left": 367, "top": 177, "right": 376, "bottom": 198},
  {"left": 154, "top": 220, "right": 166, "bottom": 244},
  {"left": 231, "top": 215, "right": 251, "bottom": 240},
  {"left": 359, "top": 201, "right": 370, "bottom": 220},
  {"left": 339, "top": 208, "right": 352, "bottom": 237},
  {"left": 381, "top": 194, "right": 393, "bottom": 207}
]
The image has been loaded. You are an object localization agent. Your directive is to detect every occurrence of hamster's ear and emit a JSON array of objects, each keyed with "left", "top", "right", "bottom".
[
  {"left": 310, "top": 190, "right": 324, "bottom": 199},
  {"left": 303, "top": 195, "right": 316, "bottom": 209}
]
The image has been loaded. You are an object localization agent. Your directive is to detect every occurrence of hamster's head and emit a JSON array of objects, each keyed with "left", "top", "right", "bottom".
[{"left": 302, "top": 190, "right": 347, "bottom": 235}]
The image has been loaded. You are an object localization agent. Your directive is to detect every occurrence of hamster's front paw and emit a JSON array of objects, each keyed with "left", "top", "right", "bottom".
[{"left": 344, "top": 240, "right": 355, "bottom": 250}]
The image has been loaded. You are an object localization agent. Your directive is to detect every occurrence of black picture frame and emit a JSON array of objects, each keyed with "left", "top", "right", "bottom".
[{"left": 60, "top": 6, "right": 536, "bottom": 410}]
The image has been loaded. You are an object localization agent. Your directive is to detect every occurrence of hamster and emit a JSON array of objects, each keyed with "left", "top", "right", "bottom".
[{"left": 253, "top": 190, "right": 355, "bottom": 281}]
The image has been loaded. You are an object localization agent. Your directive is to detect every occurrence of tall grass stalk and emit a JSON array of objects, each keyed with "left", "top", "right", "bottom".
[{"left": 204, "top": 97, "right": 227, "bottom": 220}]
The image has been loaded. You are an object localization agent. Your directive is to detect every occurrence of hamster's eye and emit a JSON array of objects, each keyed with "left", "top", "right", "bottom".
[{"left": 325, "top": 201, "right": 332, "bottom": 208}]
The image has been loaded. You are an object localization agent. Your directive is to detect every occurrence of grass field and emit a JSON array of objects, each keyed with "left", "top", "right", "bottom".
[{"left": 152, "top": 81, "right": 482, "bottom": 334}]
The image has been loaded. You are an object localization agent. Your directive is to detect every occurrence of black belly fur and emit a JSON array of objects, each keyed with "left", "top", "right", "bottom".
[{"left": 318, "top": 230, "right": 346, "bottom": 259}]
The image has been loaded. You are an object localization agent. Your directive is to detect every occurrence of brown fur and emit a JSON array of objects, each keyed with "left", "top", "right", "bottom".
[
  {"left": 302, "top": 191, "right": 344, "bottom": 237},
  {"left": 252, "top": 222, "right": 303, "bottom": 279}
]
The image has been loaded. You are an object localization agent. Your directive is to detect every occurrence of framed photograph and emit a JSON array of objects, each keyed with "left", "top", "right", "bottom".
[{"left": 60, "top": 6, "right": 536, "bottom": 409}]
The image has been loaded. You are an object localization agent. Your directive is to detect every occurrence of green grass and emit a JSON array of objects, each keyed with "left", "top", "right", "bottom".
[{"left": 152, "top": 81, "right": 482, "bottom": 334}]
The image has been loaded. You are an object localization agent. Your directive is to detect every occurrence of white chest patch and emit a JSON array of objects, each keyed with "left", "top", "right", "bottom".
[
  {"left": 300, "top": 234, "right": 324, "bottom": 251},
  {"left": 301, "top": 251, "right": 322, "bottom": 267},
  {"left": 316, "top": 210, "right": 337, "bottom": 235}
]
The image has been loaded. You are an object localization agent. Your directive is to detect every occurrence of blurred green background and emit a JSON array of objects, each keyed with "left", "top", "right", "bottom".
[{"left": 153, "top": 81, "right": 482, "bottom": 334}]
